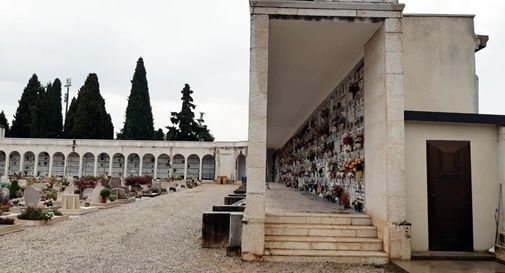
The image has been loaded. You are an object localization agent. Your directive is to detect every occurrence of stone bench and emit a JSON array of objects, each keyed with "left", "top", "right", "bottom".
[
  {"left": 212, "top": 205, "right": 245, "bottom": 212},
  {"left": 224, "top": 196, "right": 244, "bottom": 205}
]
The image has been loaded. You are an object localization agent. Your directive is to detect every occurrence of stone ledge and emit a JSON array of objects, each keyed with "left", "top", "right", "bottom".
[
  {"left": 251, "top": 1, "right": 404, "bottom": 11},
  {"left": 0, "top": 223, "right": 24, "bottom": 236},
  {"left": 17, "top": 215, "right": 69, "bottom": 226}
]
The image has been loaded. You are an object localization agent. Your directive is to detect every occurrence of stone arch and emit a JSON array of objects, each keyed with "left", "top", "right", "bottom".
[
  {"left": 67, "top": 152, "right": 80, "bottom": 178},
  {"left": 187, "top": 154, "right": 200, "bottom": 179},
  {"left": 23, "top": 151, "right": 36, "bottom": 177},
  {"left": 126, "top": 153, "right": 140, "bottom": 177},
  {"left": 52, "top": 152, "right": 65, "bottom": 177},
  {"left": 202, "top": 154, "right": 216, "bottom": 180},
  {"left": 82, "top": 152, "right": 95, "bottom": 177},
  {"left": 8, "top": 151, "right": 21, "bottom": 176},
  {"left": 112, "top": 153, "right": 125, "bottom": 177},
  {"left": 37, "top": 151, "right": 50, "bottom": 177},
  {"left": 97, "top": 153, "right": 110, "bottom": 177},
  {"left": 0, "top": 150, "right": 6, "bottom": 177},
  {"left": 142, "top": 154, "right": 155, "bottom": 176},
  {"left": 237, "top": 153, "right": 246, "bottom": 180},
  {"left": 172, "top": 154, "right": 185, "bottom": 179},
  {"left": 156, "top": 154, "right": 170, "bottom": 179}
]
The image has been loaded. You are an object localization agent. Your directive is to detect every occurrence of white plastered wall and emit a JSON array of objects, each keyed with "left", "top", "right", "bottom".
[
  {"left": 403, "top": 15, "right": 479, "bottom": 113},
  {"left": 405, "top": 122, "right": 499, "bottom": 251}
]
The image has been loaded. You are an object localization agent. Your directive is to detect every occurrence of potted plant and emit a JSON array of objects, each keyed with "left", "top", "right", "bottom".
[{"left": 100, "top": 188, "right": 112, "bottom": 203}]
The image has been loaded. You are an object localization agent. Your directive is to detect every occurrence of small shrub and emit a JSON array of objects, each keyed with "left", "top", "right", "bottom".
[
  {"left": 125, "top": 176, "right": 152, "bottom": 186},
  {"left": 75, "top": 179, "right": 97, "bottom": 192},
  {"left": 18, "top": 207, "right": 54, "bottom": 221},
  {"left": 108, "top": 193, "right": 117, "bottom": 202},
  {"left": 100, "top": 188, "right": 112, "bottom": 199},
  {"left": 44, "top": 188, "right": 58, "bottom": 201},
  {"left": 9, "top": 180, "right": 20, "bottom": 199},
  {"left": 0, "top": 218, "right": 15, "bottom": 225}
]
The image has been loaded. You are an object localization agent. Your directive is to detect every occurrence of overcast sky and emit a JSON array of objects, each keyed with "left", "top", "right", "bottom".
[{"left": 0, "top": 0, "right": 504, "bottom": 141}]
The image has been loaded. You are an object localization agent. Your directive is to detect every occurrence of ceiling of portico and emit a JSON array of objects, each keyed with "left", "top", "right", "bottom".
[{"left": 267, "top": 18, "right": 381, "bottom": 149}]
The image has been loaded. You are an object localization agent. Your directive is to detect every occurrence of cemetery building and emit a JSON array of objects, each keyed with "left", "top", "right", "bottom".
[
  {"left": 0, "top": 132, "right": 247, "bottom": 182},
  {"left": 242, "top": 0, "right": 505, "bottom": 263}
]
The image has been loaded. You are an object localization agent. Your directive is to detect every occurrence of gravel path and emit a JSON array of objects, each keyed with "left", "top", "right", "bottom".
[{"left": 1, "top": 184, "right": 399, "bottom": 273}]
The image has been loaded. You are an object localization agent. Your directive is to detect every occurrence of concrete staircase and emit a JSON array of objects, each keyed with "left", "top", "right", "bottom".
[{"left": 263, "top": 212, "right": 388, "bottom": 264}]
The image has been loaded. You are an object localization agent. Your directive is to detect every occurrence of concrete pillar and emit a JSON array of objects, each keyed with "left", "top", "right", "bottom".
[
  {"left": 199, "top": 156, "right": 203, "bottom": 180},
  {"left": 4, "top": 152, "right": 9, "bottom": 178},
  {"left": 184, "top": 156, "right": 188, "bottom": 180},
  {"left": 63, "top": 154, "right": 68, "bottom": 178},
  {"left": 364, "top": 17, "right": 409, "bottom": 260},
  {"left": 123, "top": 155, "right": 128, "bottom": 178},
  {"left": 19, "top": 153, "right": 24, "bottom": 176},
  {"left": 154, "top": 156, "right": 158, "bottom": 179},
  {"left": 139, "top": 156, "right": 144, "bottom": 176},
  {"left": 93, "top": 155, "right": 98, "bottom": 177},
  {"left": 108, "top": 156, "right": 113, "bottom": 177},
  {"left": 33, "top": 153, "right": 39, "bottom": 177},
  {"left": 242, "top": 13, "right": 269, "bottom": 261},
  {"left": 78, "top": 154, "right": 83, "bottom": 178},
  {"left": 48, "top": 153, "right": 54, "bottom": 177}
]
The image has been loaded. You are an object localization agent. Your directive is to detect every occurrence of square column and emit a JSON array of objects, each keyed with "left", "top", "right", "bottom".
[
  {"left": 242, "top": 13, "right": 269, "bottom": 261},
  {"left": 78, "top": 155, "right": 83, "bottom": 178},
  {"left": 4, "top": 153, "right": 9, "bottom": 178},
  {"left": 108, "top": 156, "right": 113, "bottom": 177},
  {"left": 48, "top": 153, "right": 54, "bottom": 177},
  {"left": 199, "top": 157, "right": 203, "bottom": 180},
  {"left": 364, "top": 17, "right": 409, "bottom": 260},
  {"left": 93, "top": 156, "right": 98, "bottom": 177},
  {"left": 154, "top": 156, "right": 158, "bottom": 179},
  {"left": 139, "top": 157, "right": 144, "bottom": 176},
  {"left": 33, "top": 154, "right": 39, "bottom": 177}
]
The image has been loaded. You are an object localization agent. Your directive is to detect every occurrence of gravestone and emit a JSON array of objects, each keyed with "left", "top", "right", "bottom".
[
  {"left": 64, "top": 183, "right": 75, "bottom": 194},
  {"left": 110, "top": 177, "right": 121, "bottom": 188},
  {"left": 152, "top": 180, "right": 162, "bottom": 191},
  {"left": 82, "top": 188, "right": 93, "bottom": 200},
  {"left": 61, "top": 194, "right": 80, "bottom": 210},
  {"left": 112, "top": 188, "right": 127, "bottom": 199},
  {"left": 0, "top": 187, "right": 9, "bottom": 201},
  {"left": 89, "top": 185, "right": 104, "bottom": 203},
  {"left": 24, "top": 186, "right": 42, "bottom": 207}
]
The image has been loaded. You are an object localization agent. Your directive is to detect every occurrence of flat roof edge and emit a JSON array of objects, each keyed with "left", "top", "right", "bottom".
[
  {"left": 404, "top": 111, "right": 505, "bottom": 126},
  {"left": 251, "top": 1, "right": 405, "bottom": 11},
  {"left": 404, "top": 13, "right": 475, "bottom": 18}
]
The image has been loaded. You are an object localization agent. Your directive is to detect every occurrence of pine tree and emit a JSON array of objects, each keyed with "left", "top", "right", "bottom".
[
  {"left": 71, "top": 73, "right": 114, "bottom": 139},
  {"left": 10, "top": 74, "right": 43, "bottom": 138},
  {"left": 120, "top": 57, "right": 155, "bottom": 140},
  {"left": 0, "top": 111, "right": 9, "bottom": 136},
  {"left": 64, "top": 97, "right": 78, "bottom": 138},
  {"left": 166, "top": 84, "right": 214, "bottom": 141}
]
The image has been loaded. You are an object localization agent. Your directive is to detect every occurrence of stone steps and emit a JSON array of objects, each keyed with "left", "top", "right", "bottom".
[
  {"left": 263, "top": 249, "right": 388, "bottom": 265},
  {"left": 263, "top": 213, "right": 387, "bottom": 264},
  {"left": 265, "top": 223, "right": 378, "bottom": 238},
  {"left": 265, "top": 235, "right": 382, "bottom": 251}
]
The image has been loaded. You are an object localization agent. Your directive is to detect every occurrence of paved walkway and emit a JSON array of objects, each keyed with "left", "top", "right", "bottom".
[
  {"left": 393, "top": 260, "right": 505, "bottom": 273},
  {"left": 266, "top": 182, "right": 358, "bottom": 214}
]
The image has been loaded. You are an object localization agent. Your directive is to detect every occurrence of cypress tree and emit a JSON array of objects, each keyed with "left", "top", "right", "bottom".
[
  {"left": 166, "top": 84, "right": 214, "bottom": 141},
  {"left": 0, "top": 111, "right": 9, "bottom": 136},
  {"left": 48, "top": 79, "right": 63, "bottom": 138},
  {"left": 30, "top": 85, "right": 49, "bottom": 138},
  {"left": 154, "top": 128, "right": 164, "bottom": 140},
  {"left": 64, "top": 97, "right": 78, "bottom": 138},
  {"left": 120, "top": 57, "right": 154, "bottom": 140},
  {"left": 10, "top": 74, "right": 43, "bottom": 138},
  {"left": 71, "top": 73, "right": 113, "bottom": 139}
]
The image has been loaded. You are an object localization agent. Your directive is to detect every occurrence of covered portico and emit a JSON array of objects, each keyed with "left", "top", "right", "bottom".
[{"left": 243, "top": 0, "right": 409, "bottom": 261}]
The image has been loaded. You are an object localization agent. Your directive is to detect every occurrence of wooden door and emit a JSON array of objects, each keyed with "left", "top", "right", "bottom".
[{"left": 427, "top": 140, "right": 473, "bottom": 251}]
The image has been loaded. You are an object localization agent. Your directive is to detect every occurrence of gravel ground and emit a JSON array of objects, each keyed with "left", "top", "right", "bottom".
[{"left": 1, "top": 184, "right": 400, "bottom": 273}]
